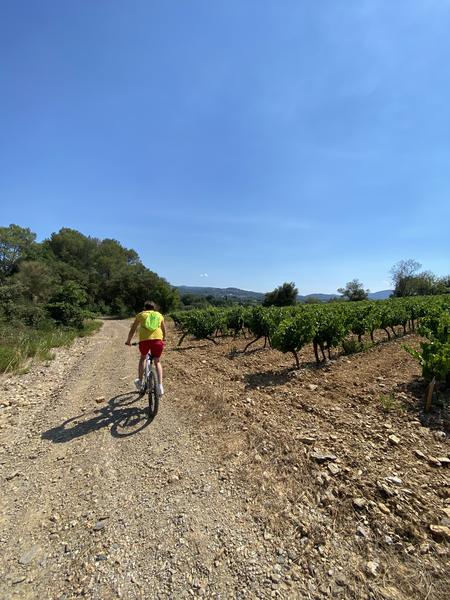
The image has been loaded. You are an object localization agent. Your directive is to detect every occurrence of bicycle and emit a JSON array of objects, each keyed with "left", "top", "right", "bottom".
[{"left": 131, "top": 343, "right": 160, "bottom": 418}]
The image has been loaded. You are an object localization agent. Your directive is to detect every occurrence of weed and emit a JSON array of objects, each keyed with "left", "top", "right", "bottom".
[
  {"left": 379, "top": 393, "right": 404, "bottom": 413},
  {"left": 343, "top": 338, "right": 372, "bottom": 355}
]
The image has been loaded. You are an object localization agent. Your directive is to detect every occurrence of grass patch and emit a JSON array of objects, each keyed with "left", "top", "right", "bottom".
[
  {"left": 379, "top": 393, "right": 405, "bottom": 414},
  {"left": 0, "top": 346, "right": 22, "bottom": 372},
  {"left": 78, "top": 319, "right": 103, "bottom": 337},
  {"left": 0, "top": 319, "right": 102, "bottom": 374},
  {"left": 342, "top": 338, "right": 373, "bottom": 355}
]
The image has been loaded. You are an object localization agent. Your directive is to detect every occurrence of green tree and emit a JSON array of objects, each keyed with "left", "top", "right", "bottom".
[
  {"left": 337, "top": 279, "right": 369, "bottom": 301},
  {"left": 0, "top": 224, "right": 37, "bottom": 280},
  {"left": 45, "top": 281, "right": 89, "bottom": 328},
  {"left": 391, "top": 260, "right": 447, "bottom": 296},
  {"left": 390, "top": 259, "right": 422, "bottom": 297},
  {"left": 14, "top": 260, "right": 56, "bottom": 303},
  {"left": 263, "top": 282, "right": 298, "bottom": 307}
]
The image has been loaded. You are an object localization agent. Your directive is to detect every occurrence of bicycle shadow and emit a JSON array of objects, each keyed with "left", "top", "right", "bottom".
[{"left": 42, "top": 390, "right": 153, "bottom": 443}]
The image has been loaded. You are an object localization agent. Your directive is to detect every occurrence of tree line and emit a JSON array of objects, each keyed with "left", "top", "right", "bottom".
[
  {"left": 0, "top": 224, "right": 179, "bottom": 329},
  {"left": 260, "top": 260, "right": 449, "bottom": 307}
]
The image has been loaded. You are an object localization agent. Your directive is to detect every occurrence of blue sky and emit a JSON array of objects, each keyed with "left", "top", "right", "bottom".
[{"left": 1, "top": 1, "right": 449, "bottom": 294}]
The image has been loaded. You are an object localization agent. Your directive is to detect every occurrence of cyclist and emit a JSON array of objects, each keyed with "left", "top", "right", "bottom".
[{"left": 125, "top": 300, "right": 166, "bottom": 394}]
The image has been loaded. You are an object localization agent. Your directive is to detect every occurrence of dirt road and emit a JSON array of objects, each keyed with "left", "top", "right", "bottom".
[
  {"left": 0, "top": 320, "right": 278, "bottom": 599},
  {"left": 0, "top": 320, "right": 448, "bottom": 599}
]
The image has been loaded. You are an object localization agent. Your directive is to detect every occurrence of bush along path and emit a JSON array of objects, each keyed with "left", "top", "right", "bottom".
[{"left": 0, "top": 319, "right": 449, "bottom": 599}]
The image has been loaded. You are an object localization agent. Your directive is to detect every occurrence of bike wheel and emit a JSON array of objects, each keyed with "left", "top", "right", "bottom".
[{"left": 147, "top": 369, "right": 160, "bottom": 418}]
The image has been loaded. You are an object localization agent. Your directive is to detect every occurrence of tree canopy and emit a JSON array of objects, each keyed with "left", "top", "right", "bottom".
[
  {"left": 0, "top": 224, "right": 179, "bottom": 327},
  {"left": 390, "top": 259, "right": 449, "bottom": 297},
  {"left": 337, "top": 279, "right": 369, "bottom": 302},
  {"left": 0, "top": 224, "right": 37, "bottom": 280},
  {"left": 263, "top": 282, "right": 298, "bottom": 307}
]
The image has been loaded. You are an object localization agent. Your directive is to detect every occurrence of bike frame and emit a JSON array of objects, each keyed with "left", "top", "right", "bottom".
[
  {"left": 131, "top": 344, "right": 160, "bottom": 418},
  {"left": 143, "top": 351, "right": 160, "bottom": 418}
]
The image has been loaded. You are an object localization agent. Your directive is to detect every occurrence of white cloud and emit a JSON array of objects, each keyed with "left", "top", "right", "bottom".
[{"left": 200, "top": 273, "right": 209, "bottom": 278}]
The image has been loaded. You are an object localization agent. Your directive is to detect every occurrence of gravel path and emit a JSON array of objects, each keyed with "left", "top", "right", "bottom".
[
  {"left": 0, "top": 320, "right": 280, "bottom": 599},
  {"left": 2, "top": 320, "right": 449, "bottom": 600}
]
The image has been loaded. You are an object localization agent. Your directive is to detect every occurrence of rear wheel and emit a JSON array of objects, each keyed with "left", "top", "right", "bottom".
[{"left": 147, "top": 369, "right": 160, "bottom": 418}]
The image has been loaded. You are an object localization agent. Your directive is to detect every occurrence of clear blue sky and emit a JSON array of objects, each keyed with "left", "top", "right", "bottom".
[{"left": 1, "top": 1, "right": 449, "bottom": 294}]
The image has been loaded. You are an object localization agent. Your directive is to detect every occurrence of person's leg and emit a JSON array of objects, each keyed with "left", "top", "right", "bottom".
[
  {"left": 136, "top": 341, "right": 151, "bottom": 389},
  {"left": 149, "top": 340, "right": 164, "bottom": 394},
  {"left": 154, "top": 357, "right": 163, "bottom": 388}
]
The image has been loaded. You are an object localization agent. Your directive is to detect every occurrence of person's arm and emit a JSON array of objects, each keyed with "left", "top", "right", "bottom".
[
  {"left": 125, "top": 318, "right": 139, "bottom": 345},
  {"left": 161, "top": 321, "right": 166, "bottom": 341}
]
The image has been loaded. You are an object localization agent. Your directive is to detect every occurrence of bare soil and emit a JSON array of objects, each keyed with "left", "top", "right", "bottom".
[{"left": 0, "top": 320, "right": 448, "bottom": 599}]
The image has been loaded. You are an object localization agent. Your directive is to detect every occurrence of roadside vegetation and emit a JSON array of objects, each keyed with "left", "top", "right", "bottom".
[{"left": 0, "top": 223, "right": 178, "bottom": 373}]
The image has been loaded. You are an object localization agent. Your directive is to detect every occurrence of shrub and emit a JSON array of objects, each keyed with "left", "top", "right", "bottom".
[
  {"left": 342, "top": 338, "right": 372, "bottom": 355},
  {"left": 0, "top": 346, "right": 21, "bottom": 372}
]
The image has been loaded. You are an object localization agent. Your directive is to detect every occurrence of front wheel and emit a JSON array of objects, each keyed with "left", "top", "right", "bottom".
[{"left": 147, "top": 369, "right": 160, "bottom": 418}]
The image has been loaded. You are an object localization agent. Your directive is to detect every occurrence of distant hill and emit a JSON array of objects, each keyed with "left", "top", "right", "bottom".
[
  {"left": 298, "top": 293, "right": 339, "bottom": 302},
  {"left": 300, "top": 290, "right": 393, "bottom": 301},
  {"left": 176, "top": 286, "right": 265, "bottom": 301},
  {"left": 368, "top": 290, "right": 393, "bottom": 300},
  {"left": 177, "top": 286, "right": 393, "bottom": 302}
]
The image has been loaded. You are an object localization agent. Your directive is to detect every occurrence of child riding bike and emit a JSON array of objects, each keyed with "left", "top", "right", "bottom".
[{"left": 125, "top": 300, "right": 166, "bottom": 394}]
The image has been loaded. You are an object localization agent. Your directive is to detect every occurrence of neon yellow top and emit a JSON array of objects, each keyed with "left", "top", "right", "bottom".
[{"left": 136, "top": 310, "right": 164, "bottom": 341}]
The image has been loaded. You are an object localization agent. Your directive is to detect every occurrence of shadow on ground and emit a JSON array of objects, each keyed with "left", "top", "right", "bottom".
[
  {"left": 42, "top": 391, "right": 153, "bottom": 442},
  {"left": 400, "top": 379, "right": 450, "bottom": 434},
  {"left": 243, "top": 367, "right": 294, "bottom": 389}
]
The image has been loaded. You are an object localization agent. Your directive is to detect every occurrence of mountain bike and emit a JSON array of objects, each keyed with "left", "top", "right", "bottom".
[{"left": 131, "top": 343, "right": 160, "bottom": 418}]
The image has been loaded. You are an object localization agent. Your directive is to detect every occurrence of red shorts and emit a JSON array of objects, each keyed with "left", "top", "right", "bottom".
[{"left": 138, "top": 339, "right": 164, "bottom": 358}]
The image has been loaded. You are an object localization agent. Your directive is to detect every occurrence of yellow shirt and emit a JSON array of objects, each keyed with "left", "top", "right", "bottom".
[{"left": 136, "top": 310, "right": 164, "bottom": 341}]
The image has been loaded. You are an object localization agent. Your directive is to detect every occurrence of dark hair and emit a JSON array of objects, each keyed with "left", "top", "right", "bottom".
[{"left": 144, "top": 300, "right": 156, "bottom": 310}]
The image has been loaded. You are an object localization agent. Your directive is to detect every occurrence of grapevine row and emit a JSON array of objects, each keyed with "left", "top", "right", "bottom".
[{"left": 170, "top": 296, "right": 450, "bottom": 374}]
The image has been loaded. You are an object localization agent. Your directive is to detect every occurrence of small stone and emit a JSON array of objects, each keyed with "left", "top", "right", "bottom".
[
  {"left": 327, "top": 463, "right": 340, "bottom": 475},
  {"left": 366, "top": 561, "right": 379, "bottom": 577},
  {"left": 414, "top": 449, "right": 426, "bottom": 459},
  {"left": 96, "top": 554, "right": 107, "bottom": 561},
  {"left": 378, "top": 502, "right": 390, "bottom": 514},
  {"left": 93, "top": 521, "right": 106, "bottom": 531},
  {"left": 299, "top": 437, "right": 315, "bottom": 445},
  {"left": 428, "top": 457, "right": 442, "bottom": 467},
  {"left": 95, "top": 396, "right": 105, "bottom": 403},
  {"left": 429, "top": 525, "right": 450, "bottom": 541},
  {"left": 433, "top": 431, "right": 446, "bottom": 440},
  {"left": 310, "top": 452, "right": 337, "bottom": 463},
  {"left": 353, "top": 498, "right": 367, "bottom": 509},
  {"left": 388, "top": 435, "right": 400, "bottom": 446},
  {"left": 377, "top": 482, "right": 396, "bottom": 497},
  {"left": 356, "top": 525, "right": 370, "bottom": 538},
  {"left": 385, "top": 476, "right": 402, "bottom": 485},
  {"left": 436, "top": 457, "right": 450, "bottom": 467},
  {"left": 307, "top": 384, "right": 318, "bottom": 391}
]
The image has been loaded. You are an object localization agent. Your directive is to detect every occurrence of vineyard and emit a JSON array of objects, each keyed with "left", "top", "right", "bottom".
[{"left": 171, "top": 295, "right": 450, "bottom": 384}]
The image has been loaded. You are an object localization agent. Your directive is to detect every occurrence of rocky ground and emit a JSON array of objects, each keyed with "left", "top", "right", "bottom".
[{"left": 0, "top": 319, "right": 448, "bottom": 599}]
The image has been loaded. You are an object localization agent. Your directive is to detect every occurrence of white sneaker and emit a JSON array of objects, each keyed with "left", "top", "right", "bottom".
[
  {"left": 134, "top": 378, "right": 142, "bottom": 391},
  {"left": 158, "top": 384, "right": 164, "bottom": 395}
]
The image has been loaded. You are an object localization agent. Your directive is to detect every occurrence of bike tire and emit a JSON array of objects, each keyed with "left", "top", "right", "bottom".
[{"left": 147, "top": 368, "right": 160, "bottom": 418}]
